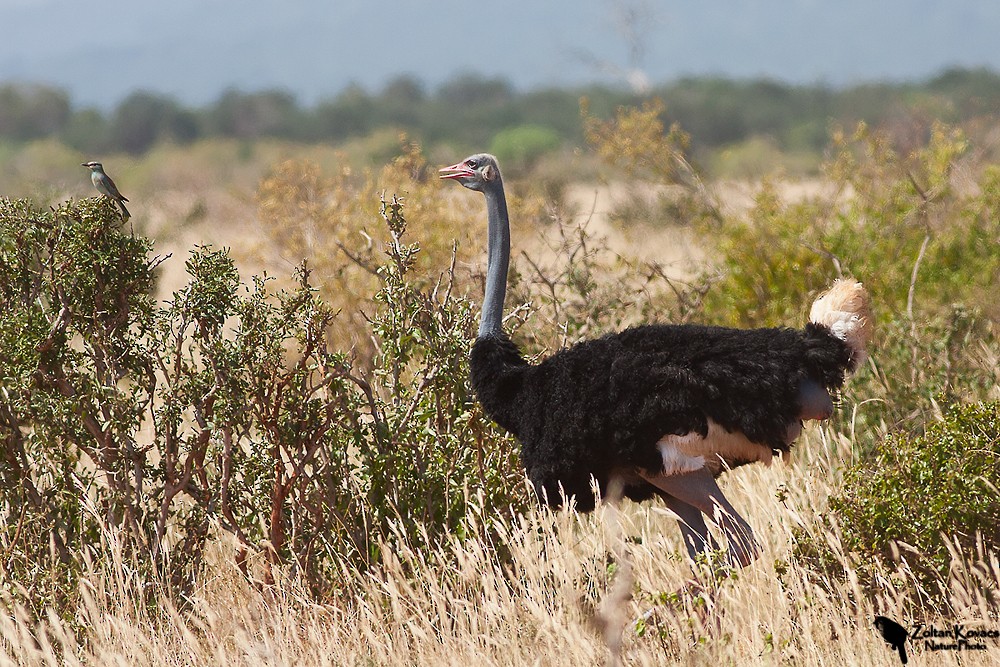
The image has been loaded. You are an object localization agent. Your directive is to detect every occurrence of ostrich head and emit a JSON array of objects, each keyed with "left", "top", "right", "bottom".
[
  {"left": 439, "top": 153, "right": 502, "bottom": 192},
  {"left": 439, "top": 152, "right": 510, "bottom": 338}
]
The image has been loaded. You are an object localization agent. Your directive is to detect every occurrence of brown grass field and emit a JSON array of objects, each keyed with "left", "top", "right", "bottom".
[
  {"left": 1, "top": 139, "right": 998, "bottom": 665},
  {"left": 3, "top": 431, "right": 997, "bottom": 665}
]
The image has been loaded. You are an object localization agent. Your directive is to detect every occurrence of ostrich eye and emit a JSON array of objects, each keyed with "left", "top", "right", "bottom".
[{"left": 467, "top": 159, "right": 478, "bottom": 169}]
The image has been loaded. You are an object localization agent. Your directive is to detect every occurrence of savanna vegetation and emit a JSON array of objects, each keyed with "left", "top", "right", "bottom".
[
  {"left": 5, "top": 67, "right": 1000, "bottom": 172},
  {"left": 0, "top": 77, "right": 998, "bottom": 664}
]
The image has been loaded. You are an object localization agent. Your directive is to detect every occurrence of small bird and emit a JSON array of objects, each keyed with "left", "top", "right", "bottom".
[
  {"left": 82, "top": 161, "right": 130, "bottom": 220},
  {"left": 874, "top": 616, "right": 909, "bottom": 664}
]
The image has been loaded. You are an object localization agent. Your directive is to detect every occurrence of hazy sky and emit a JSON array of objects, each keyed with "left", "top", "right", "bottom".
[{"left": 3, "top": 0, "right": 1000, "bottom": 108}]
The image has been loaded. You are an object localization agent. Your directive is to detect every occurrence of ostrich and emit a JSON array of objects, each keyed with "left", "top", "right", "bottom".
[{"left": 440, "top": 153, "right": 871, "bottom": 566}]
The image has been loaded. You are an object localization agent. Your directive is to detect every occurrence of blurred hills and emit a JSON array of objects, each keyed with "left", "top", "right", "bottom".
[
  {"left": 4, "top": 67, "right": 1000, "bottom": 176},
  {"left": 4, "top": 0, "right": 1000, "bottom": 108}
]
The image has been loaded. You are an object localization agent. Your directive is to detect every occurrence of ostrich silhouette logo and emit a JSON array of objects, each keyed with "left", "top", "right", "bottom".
[{"left": 874, "top": 616, "right": 909, "bottom": 664}]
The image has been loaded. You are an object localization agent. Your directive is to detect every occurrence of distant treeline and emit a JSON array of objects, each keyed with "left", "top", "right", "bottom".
[{"left": 2, "top": 68, "right": 1000, "bottom": 156}]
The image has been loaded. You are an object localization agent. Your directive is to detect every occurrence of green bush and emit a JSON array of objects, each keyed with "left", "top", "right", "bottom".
[
  {"left": 0, "top": 193, "right": 525, "bottom": 618},
  {"left": 0, "top": 196, "right": 156, "bottom": 613},
  {"left": 699, "top": 124, "right": 996, "bottom": 325},
  {"left": 708, "top": 135, "right": 820, "bottom": 179},
  {"left": 817, "top": 401, "right": 1000, "bottom": 591},
  {"left": 489, "top": 124, "right": 562, "bottom": 170}
]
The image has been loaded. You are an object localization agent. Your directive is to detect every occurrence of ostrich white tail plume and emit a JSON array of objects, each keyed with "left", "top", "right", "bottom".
[{"left": 809, "top": 279, "right": 872, "bottom": 371}]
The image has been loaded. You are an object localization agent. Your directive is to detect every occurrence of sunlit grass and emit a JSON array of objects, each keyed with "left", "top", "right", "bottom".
[
  {"left": 2, "top": 120, "right": 999, "bottom": 667},
  {"left": 2, "top": 426, "right": 996, "bottom": 666}
]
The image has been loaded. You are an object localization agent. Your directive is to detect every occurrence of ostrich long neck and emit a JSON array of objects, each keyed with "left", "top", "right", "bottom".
[{"left": 480, "top": 181, "right": 510, "bottom": 338}]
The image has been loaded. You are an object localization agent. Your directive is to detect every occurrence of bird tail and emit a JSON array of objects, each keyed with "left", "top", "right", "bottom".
[
  {"left": 118, "top": 200, "right": 131, "bottom": 221},
  {"left": 809, "top": 279, "right": 872, "bottom": 371}
]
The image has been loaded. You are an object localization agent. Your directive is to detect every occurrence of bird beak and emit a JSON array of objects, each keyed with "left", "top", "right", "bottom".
[
  {"left": 81, "top": 163, "right": 88, "bottom": 167},
  {"left": 439, "top": 161, "right": 474, "bottom": 180}
]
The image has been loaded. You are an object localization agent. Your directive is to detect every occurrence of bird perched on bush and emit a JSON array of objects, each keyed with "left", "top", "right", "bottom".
[
  {"left": 82, "top": 161, "right": 130, "bottom": 221},
  {"left": 441, "top": 153, "right": 872, "bottom": 567}
]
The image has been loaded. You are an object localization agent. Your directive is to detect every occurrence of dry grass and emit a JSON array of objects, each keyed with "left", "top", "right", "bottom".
[
  {"left": 3, "top": 427, "right": 997, "bottom": 666},
  {"left": 2, "top": 140, "right": 997, "bottom": 664}
]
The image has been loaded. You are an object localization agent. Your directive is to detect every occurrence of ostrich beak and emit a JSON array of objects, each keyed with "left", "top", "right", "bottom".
[{"left": 439, "top": 161, "right": 474, "bottom": 180}]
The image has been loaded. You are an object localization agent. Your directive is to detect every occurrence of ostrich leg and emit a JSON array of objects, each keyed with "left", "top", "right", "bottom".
[
  {"left": 660, "top": 495, "right": 720, "bottom": 561},
  {"left": 642, "top": 468, "right": 761, "bottom": 567}
]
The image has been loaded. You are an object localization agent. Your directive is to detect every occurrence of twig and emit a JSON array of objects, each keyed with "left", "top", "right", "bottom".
[
  {"left": 395, "top": 370, "right": 435, "bottom": 438},
  {"left": 907, "top": 171, "right": 928, "bottom": 201},
  {"left": 335, "top": 240, "right": 380, "bottom": 277},
  {"left": 35, "top": 305, "right": 71, "bottom": 353},
  {"left": 343, "top": 371, "right": 389, "bottom": 453},
  {"left": 0, "top": 501, "right": 28, "bottom": 564},
  {"left": 520, "top": 250, "right": 562, "bottom": 321},
  {"left": 801, "top": 242, "right": 844, "bottom": 277},
  {"left": 906, "top": 233, "right": 931, "bottom": 324},
  {"left": 443, "top": 241, "right": 458, "bottom": 306}
]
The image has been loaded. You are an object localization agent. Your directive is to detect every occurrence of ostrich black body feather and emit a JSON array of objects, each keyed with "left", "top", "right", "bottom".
[{"left": 471, "top": 322, "right": 853, "bottom": 511}]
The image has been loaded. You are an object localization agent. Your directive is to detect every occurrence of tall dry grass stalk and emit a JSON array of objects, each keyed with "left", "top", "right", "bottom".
[{"left": 2, "top": 428, "right": 997, "bottom": 666}]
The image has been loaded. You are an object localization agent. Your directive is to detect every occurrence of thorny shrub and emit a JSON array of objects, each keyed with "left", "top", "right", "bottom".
[
  {"left": 823, "top": 400, "right": 1000, "bottom": 596},
  {"left": 0, "top": 193, "right": 525, "bottom": 620},
  {"left": 581, "top": 97, "right": 723, "bottom": 227}
]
